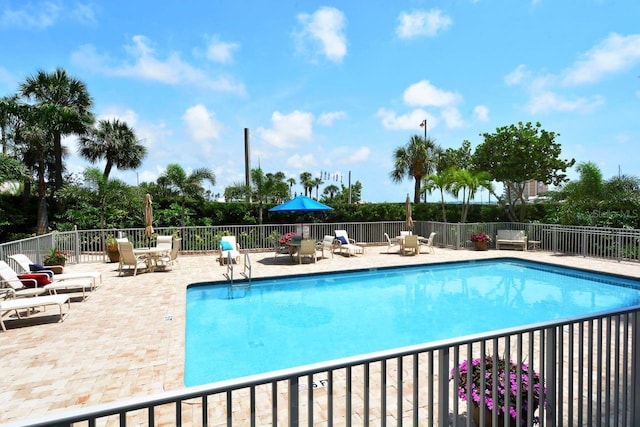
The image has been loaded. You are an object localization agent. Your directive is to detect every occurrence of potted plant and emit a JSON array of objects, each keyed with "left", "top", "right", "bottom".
[
  {"left": 450, "top": 354, "right": 544, "bottom": 426},
  {"left": 470, "top": 233, "right": 491, "bottom": 251},
  {"left": 278, "top": 232, "right": 297, "bottom": 245},
  {"left": 105, "top": 236, "right": 120, "bottom": 263},
  {"left": 43, "top": 248, "right": 67, "bottom": 267}
]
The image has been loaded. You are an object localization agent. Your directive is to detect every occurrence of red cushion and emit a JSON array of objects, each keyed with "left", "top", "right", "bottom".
[{"left": 17, "top": 273, "right": 52, "bottom": 287}]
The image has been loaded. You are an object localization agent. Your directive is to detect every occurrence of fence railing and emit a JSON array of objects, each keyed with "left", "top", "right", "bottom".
[
  {"left": 10, "top": 306, "right": 640, "bottom": 426},
  {"left": 2, "top": 221, "right": 640, "bottom": 266}
]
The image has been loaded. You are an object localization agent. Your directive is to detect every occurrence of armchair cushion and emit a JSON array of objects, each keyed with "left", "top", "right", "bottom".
[
  {"left": 220, "top": 241, "right": 233, "bottom": 251},
  {"left": 336, "top": 235, "right": 348, "bottom": 245},
  {"left": 29, "top": 263, "right": 53, "bottom": 277}
]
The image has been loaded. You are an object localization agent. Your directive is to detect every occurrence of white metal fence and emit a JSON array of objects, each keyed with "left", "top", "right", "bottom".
[{"left": 6, "top": 307, "right": 640, "bottom": 426}]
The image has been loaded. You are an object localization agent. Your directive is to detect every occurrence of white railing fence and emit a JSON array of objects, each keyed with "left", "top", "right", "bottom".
[
  {"left": 7, "top": 306, "right": 640, "bottom": 426},
  {"left": 2, "top": 221, "right": 640, "bottom": 266}
]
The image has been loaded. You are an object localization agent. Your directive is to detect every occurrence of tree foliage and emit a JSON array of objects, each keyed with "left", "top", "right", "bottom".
[
  {"left": 390, "top": 135, "right": 441, "bottom": 204},
  {"left": 475, "top": 121, "right": 575, "bottom": 221}
]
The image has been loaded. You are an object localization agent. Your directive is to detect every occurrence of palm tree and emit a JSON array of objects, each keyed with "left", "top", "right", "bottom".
[
  {"left": 422, "top": 169, "right": 455, "bottom": 222},
  {"left": 287, "top": 177, "right": 296, "bottom": 198},
  {"left": 323, "top": 184, "right": 340, "bottom": 200},
  {"left": 390, "top": 135, "right": 440, "bottom": 204},
  {"left": 19, "top": 68, "right": 94, "bottom": 191},
  {"left": 449, "top": 168, "right": 493, "bottom": 223},
  {"left": 311, "top": 177, "right": 323, "bottom": 199},
  {"left": 299, "top": 172, "right": 312, "bottom": 197},
  {"left": 161, "top": 164, "right": 216, "bottom": 227},
  {"left": 78, "top": 119, "right": 146, "bottom": 179}
]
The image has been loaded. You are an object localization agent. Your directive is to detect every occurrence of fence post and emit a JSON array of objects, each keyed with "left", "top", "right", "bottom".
[
  {"left": 438, "top": 348, "right": 449, "bottom": 427},
  {"left": 289, "top": 377, "right": 299, "bottom": 426},
  {"left": 545, "top": 327, "right": 557, "bottom": 426},
  {"left": 632, "top": 311, "right": 640, "bottom": 425}
]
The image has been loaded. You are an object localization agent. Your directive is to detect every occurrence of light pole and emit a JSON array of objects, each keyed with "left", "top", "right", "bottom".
[{"left": 419, "top": 119, "right": 427, "bottom": 140}]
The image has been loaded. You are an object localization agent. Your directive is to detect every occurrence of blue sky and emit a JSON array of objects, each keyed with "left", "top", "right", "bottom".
[{"left": 1, "top": 1, "right": 639, "bottom": 203}]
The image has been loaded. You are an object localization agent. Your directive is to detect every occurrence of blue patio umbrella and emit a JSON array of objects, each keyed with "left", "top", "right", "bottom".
[{"left": 269, "top": 195, "right": 333, "bottom": 212}]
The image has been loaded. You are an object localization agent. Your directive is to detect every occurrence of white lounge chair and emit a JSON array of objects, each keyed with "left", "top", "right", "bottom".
[
  {"left": 420, "top": 232, "right": 436, "bottom": 254},
  {"left": 334, "top": 230, "right": 364, "bottom": 257},
  {"left": 1, "top": 291, "right": 70, "bottom": 332},
  {"left": 9, "top": 254, "right": 102, "bottom": 289},
  {"left": 219, "top": 236, "right": 241, "bottom": 265},
  {"left": 155, "top": 236, "right": 173, "bottom": 253},
  {"left": 0, "top": 261, "right": 47, "bottom": 298}
]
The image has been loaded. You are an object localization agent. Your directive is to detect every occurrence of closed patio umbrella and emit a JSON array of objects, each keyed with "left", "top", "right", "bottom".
[
  {"left": 405, "top": 193, "right": 414, "bottom": 229},
  {"left": 144, "top": 193, "right": 154, "bottom": 245}
]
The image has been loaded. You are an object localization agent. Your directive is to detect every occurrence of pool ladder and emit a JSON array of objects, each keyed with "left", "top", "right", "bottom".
[{"left": 225, "top": 252, "right": 252, "bottom": 285}]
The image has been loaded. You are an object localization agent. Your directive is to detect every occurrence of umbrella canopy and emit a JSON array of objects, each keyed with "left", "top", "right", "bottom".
[
  {"left": 269, "top": 195, "right": 333, "bottom": 212},
  {"left": 144, "top": 193, "right": 154, "bottom": 238},
  {"left": 405, "top": 193, "right": 414, "bottom": 229}
]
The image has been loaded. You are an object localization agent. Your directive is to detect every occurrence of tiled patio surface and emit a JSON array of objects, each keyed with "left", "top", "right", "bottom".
[{"left": 1, "top": 246, "right": 639, "bottom": 424}]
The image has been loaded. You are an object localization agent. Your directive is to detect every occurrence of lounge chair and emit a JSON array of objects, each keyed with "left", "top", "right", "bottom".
[
  {"left": 9, "top": 254, "right": 102, "bottom": 289},
  {"left": 297, "top": 239, "right": 318, "bottom": 264},
  {"left": 401, "top": 235, "right": 420, "bottom": 256},
  {"left": 219, "top": 236, "right": 241, "bottom": 266},
  {"left": 334, "top": 230, "right": 364, "bottom": 257},
  {"left": 0, "top": 261, "right": 47, "bottom": 298},
  {"left": 117, "top": 241, "right": 148, "bottom": 276},
  {"left": 1, "top": 291, "right": 70, "bottom": 332},
  {"left": 156, "top": 238, "right": 181, "bottom": 270},
  {"left": 420, "top": 232, "right": 436, "bottom": 254},
  {"left": 384, "top": 233, "right": 400, "bottom": 253},
  {"left": 320, "top": 235, "right": 336, "bottom": 259}
]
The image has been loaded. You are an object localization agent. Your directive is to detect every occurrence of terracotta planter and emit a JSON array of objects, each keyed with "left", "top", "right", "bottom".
[
  {"left": 107, "top": 251, "right": 120, "bottom": 263},
  {"left": 474, "top": 241, "right": 488, "bottom": 251},
  {"left": 471, "top": 404, "right": 505, "bottom": 427}
]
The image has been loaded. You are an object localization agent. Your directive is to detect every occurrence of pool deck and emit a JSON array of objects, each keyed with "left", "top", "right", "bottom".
[{"left": 1, "top": 246, "right": 639, "bottom": 424}]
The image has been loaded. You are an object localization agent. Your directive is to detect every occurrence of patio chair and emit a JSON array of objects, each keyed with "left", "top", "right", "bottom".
[
  {"left": 156, "top": 238, "right": 181, "bottom": 270},
  {"left": 401, "top": 235, "right": 420, "bottom": 256},
  {"left": 320, "top": 235, "right": 336, "bottom": 259},
  {"left": 298, "top": 239, "right": 318, "bottom": 264},
  {"left": 334, "top": 230, "right": 364, "bottom": 257},
  {"left": 1, "top": 290, "right": 70, "bottom": 332},
  {"left": 9, "top": 254, "right": 102, "bottom": 289},
  {"left": 117, "top": 241, "right": 148, "bottom": 276},
  {"left": 420, "top": 232, "right": 436, "bottom": 254},
  {"left": 155, "top": 235, "right": 173, "bottom": 253},
  {"left": 384, "top": 233, "right": 400, "bottom": 254},
  {"left": 219, "top": 236, "right": 241, "bottom": 266}
]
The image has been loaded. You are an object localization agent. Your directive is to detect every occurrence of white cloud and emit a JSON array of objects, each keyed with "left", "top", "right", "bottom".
[
  {"left": 376, "top": 108, "right": 438, "bottom": 131},
  {"left": 504, "top": 64, "right": 528, "bottom": 86},
  {"left": 286, "top": 153, "right": 317, "bottom": 169},
  {"left": 473, "top": 105, "right": 490, "bottom": 122},
  {"left": 71, "top": 3, "right": 98, "bottom": 25},
  {"left": 70, "top": 36, "right": 246, "bottom": 94},
  {"left": 0, "top": 1, "right": 60, "bottom": 29},
  {"left": 317, "top": 111, "right": 347, "bottom": 126},
  {"left": 182, "top": 104, "right": 223, "bottom": 142},
  {"left": 396, "top": 9, "right": 452, "bottom": 39},
  {"left": 294, "top": 7, "right": 347, "bottom": 63},
  {"left": 257, "top": 110, "right": 314, "bottom": 149},
  {"left": 526, "top": 91, "right": 605, "bottom": 114},
  {"left": 441, "top": 107, "right": 464, "bottom": 128},
  {"left": 403, "top": 80, "right": 462, "bottom": 107},
  {"left": 205, "top": 36, "right": 239, "bottom": 64},
  {"left": 562, "top": 33, "right": 640, "bottom": 86},
  {"left": 325, "top": 146, "right": 370, "bottom": 165}
]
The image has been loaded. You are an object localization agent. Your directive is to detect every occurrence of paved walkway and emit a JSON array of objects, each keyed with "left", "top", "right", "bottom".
[{"left": 0, "top": 246, "right": 638, "bottom": 424}]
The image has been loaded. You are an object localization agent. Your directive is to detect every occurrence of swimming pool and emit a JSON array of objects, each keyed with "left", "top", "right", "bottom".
[{"left": 184, "top": 258, "right": 640, "bottom": 386}]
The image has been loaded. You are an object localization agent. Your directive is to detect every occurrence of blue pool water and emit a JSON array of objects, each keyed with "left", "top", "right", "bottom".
[{"left": 184, "top": 259, "right": 640, "bottom": 386}]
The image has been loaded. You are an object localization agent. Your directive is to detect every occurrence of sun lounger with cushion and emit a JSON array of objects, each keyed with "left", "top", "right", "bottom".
[
  {"left": 9, "top": 254, "right": 102, "bottom": 289},
  {"left": 334, "top": 230, "right": 364, "bottom": 257},
  {"left": 0, "top": 293, "right": 70, "bottom": 331}
]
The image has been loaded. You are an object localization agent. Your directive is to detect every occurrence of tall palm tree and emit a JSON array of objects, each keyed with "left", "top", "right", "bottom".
[
  {"left": 19, "top": 68, "right": 94, "bottom": 191},
  {"left": 161, "top": 164, "right": 215, "bottom": 227},
  {"left": 311, "top": 177, "right": 323, "bottom": 199},
  {"left": 323, "top": 184, "right": 340, "bottom": 200},
  {"left": 287, "top": 177, "right": 296, "bottom": 198},
  {"left": 78, "top": 119, "right": 146, "bottom": 179},
  {"left": 422, "top": 169, "right": 455, "bottom": 222},
  {"left": 449, "top": 168, "right": 493, "bottom": 223},
  {"left": 299, "top": 171, "right": 312, "bottom": 197},
  {"left": 390, "top": 135, "right": 440, "bottom": 204}
]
